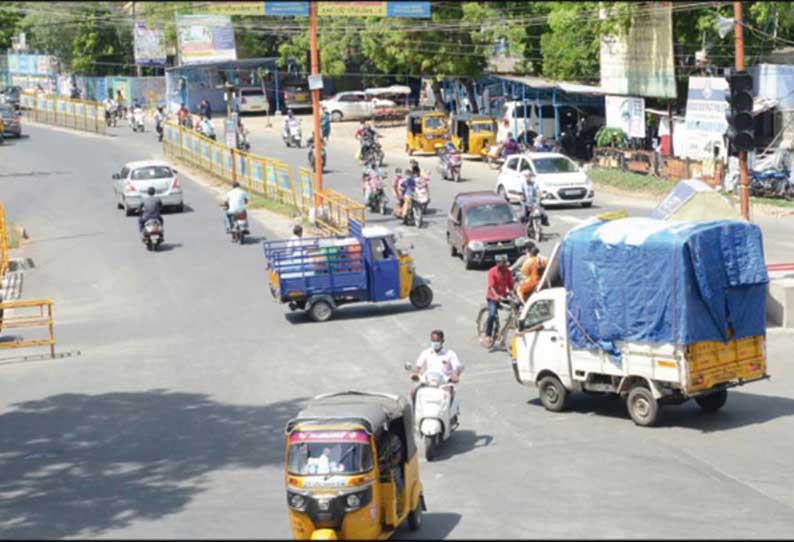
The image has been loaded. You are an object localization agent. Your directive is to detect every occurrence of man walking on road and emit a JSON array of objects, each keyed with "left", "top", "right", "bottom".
[
  {"left": 482, "top": 254, "right": 514, "bottom": 348},
  {"left": 321, "top": 107, "right": 331, "bottom": 143}
]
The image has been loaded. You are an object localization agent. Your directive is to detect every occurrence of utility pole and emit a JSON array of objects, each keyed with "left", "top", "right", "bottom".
[
  {"left": 310, "top": 1, "right": 323, "bottom": 206},
  {"left": 734, "top": 1, "right": 749, "bottom": 220},
  {"left": 133, "top": 1, "right": 142, "bottom": 77}
]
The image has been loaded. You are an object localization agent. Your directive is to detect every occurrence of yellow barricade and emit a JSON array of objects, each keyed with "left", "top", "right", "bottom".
[
  {"left": 315, "top": 189, "right": 366, "bottom": 235},
  {"left": 0, "top": 298, "right": 56, "bottom": 359},
  {"left": 0, "top": 202, "right": 8, "bottom": 280},
  {"left": 20, "top": 91, "right": 104, "bottom": 134}
]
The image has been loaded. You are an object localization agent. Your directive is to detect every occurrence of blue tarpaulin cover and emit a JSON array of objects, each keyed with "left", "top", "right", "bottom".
[{"left": 559, "top": 218, "right": 768, "bottom": 356}]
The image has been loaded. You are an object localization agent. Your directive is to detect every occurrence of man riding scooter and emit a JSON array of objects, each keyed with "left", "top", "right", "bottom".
[
  {"left": 410, "top": 329, "right": 463, "bottom": 405},
  {"left": 223, "top": 181, "right": 249, "bottom": 233},
  {"left": 138, "top": 186, "right": 163, "bottom": 236}
]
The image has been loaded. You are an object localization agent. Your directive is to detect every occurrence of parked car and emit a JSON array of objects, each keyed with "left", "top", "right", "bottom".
[
  {"left": 282, "top": 83, "right": 312, "bottom": 112},
  {"left": 447, "top": 191, "right": 530, "bottom": 269},
  {"left": 237, "top": 87, "right": 268, "bottom": 114},
  {"left": 0, "top": 86, "right": 22, "bottom": 110},
  {"left": 112, "top": 160, "right": 184, "bottom": 216},
  {"left": 0, "top": 104, "right": 22, "bottom": 138},
  {"left": 321, "top": 91, "right": 395, "bottom": 122},
  {"left": 495, "top": 152, "right": 594, "bottom": 208}
]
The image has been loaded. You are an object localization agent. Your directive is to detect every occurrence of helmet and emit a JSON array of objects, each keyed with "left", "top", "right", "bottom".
[{"left": 147, "top": 186, "right": 156, "bottom": 196}]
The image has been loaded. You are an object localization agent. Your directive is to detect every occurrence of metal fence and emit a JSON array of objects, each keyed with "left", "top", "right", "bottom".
[
  {"left": 0, "top": 202, "right": 8, "bottom": 280},
  {"left": 161, "top": 121, "right": 364, "bottom": 233},
  {"left": 19, "top": 91, "right": 107, "bottom": 134}
]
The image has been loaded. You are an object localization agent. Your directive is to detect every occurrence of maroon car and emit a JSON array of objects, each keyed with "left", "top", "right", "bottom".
[{"left": 446, "top": 191, "right": 530, "bottom": 269}]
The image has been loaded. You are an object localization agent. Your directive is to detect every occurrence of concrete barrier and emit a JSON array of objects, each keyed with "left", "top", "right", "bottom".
[{"left": 767, "top": 263, "right": 794, "bottom": 327}]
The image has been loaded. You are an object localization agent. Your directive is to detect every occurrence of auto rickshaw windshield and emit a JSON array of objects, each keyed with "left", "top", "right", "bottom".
[
  {"left": 470, "top": 122, "right": 494, "bottom": 133},
  {"left": 287, "top": 430, "right": 374, "bottom": 476},
  {"left": 424, "top": 117, "right": 445, "bottom": 130}
]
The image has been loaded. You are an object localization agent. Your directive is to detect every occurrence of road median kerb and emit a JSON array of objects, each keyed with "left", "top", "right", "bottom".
[{"left": 162, "top": 152, "right": 323, "bottom": 239}]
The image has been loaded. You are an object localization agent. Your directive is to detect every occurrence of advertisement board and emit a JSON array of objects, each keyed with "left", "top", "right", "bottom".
[
  {"left": 134, "top": 23, "right": 167, "bottom": 66},
  {"left": 683, "top": 77, "right": 729, "bottom": 161},
  {"left": 176, "top": 15, "right": 237, "bottom": 65},
  {"left": 263, "top": 1, "right": 430, "bottom": 17},
  {"left": 599, "top": 2, "right": 676, "bottom": 98},
  {"left": 605, "top": 95, "right": 645, "bottom": 138}
]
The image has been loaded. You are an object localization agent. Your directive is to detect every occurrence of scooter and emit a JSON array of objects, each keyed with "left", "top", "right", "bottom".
[
  {"left": 282, "top": 120, "right": 302, "bottom": 148},
  {"left": 522, "top": 203, "right": 545, "bottom": 243},
  {"left": 437, "top": 150, "right": 462, "bottom": 182},
  {"left": 141, "top": 218, "right": 164, "bottom": 252},
  {"left": 404, "top": 176, "right": 430, "bottom": 228},
  {"left": 131, "top": 106, "right": 145, "bottom": 132},
  {"left": 405, "top": 364, "right": 460, "bottom": 462},
  {"left": 365, "top": 172, "right": 389, "bottom": 215},
  {"left": 307, "top": 136, "right": 326, "bottom": 172},
  {"left": 361, "top": 136, "right": 385, "bottom": 166},
  {"left": 223, "top": 202, "right": 249, "bottom": 244},
  {"left": 237, "top": 132, "right": 251, "bottom": 152}
]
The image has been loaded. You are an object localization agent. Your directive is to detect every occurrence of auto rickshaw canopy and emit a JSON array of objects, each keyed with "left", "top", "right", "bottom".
[
  {"left": 286, "top": 391, "right": 417, "bottom": 460},
  {"left": 406, "top": 110, "right": 447, "bottom": 133}
]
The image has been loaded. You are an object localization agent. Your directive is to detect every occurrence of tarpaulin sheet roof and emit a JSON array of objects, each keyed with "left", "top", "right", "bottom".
[
  {"left": 496, "top": 74, "right": 607, "bottom": 96},
  {"left": 560, "top": 218, "right": 768, "bottom": 356},
  {"left": 650, "top": 179, "right": 739, "bottom": 221}
]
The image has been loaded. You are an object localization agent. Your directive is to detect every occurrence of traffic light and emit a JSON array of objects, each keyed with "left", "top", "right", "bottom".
[{"left": 725, "top": 70, "right": 754, "bottom": 152}]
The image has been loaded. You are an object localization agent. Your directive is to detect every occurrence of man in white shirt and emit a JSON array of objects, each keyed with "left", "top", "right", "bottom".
[
  {"left": 411, "top": 329, "right": 463, "bottom": 404},
  {"left": 224, "top": 181, "right": 249, "bottom": 232}
]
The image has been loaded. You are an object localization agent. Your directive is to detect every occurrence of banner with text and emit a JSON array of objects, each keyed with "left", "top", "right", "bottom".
[
  {"left": 134, "top": 23, "right": 167, "bottom": 66},
  {"left": 263, "top": 1, "right": 430, "bottom": 17},
  {"left": 683, "top": 77, "right": 729, "bottom": 161},
  {"left": 176, "top": 14, "right": 237, "bottom": 65},
  {"left": 605, "top": 95, "right": 646, "bottom": 138}
]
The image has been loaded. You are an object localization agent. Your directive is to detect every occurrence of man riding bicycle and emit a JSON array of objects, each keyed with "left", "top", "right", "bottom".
[{"left": 481, "top": 254, "right": 515, "bottom": 349}]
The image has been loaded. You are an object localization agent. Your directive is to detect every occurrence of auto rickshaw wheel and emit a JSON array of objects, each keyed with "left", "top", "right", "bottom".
[
  {"left": 410, "top": 285, "right": 433, "bottom": 309},
  {"left": 407, "top": 495, "right": 424, "bottom": 530},
  {"left": 407, "top": 146, "right": 413, "bottom": 156},
  {"left": 423, "top": 435, "right": 436, "bottom": 462},
  {"left": 308, "top": 300, "right": 334, "bottom": 322}
]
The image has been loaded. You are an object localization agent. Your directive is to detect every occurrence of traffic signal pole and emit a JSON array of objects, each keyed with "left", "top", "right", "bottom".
[
  {"left": 734, "top": 1, "right": 750, "bottom": 220},
  {"left": 310, "top": 2, "right": 323, "bottom": 206}
]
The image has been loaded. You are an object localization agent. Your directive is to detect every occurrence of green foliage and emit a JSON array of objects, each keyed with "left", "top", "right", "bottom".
[
  {"left": 70, "top": 4, "right": 132, "bottom": 76},
  {"left": 594, "top": 127, "right": 628, "bottom": 149},
  {"left": 0, "top": 3, "right": 23, "bottom": 51}
]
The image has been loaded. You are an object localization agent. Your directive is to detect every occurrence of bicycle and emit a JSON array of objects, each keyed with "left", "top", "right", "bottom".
[{"left": 476, "top": 295, "right": 523, "bottom": 350}]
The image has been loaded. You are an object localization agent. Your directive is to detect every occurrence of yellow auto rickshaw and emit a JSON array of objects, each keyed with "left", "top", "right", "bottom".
[
  {"left": 450, "top": 113, "right": 497, "bottom": 159},
  {"left": 405, "top": 110, "right": 448, "bottom": 155},
  {"left": 284, "top": 391, "right": 425, "bottom": 540}
]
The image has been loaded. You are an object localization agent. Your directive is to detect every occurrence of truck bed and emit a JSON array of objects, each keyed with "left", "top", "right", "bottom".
[{"left": 263, "top": 237, "right": 367, "bottom": 302}]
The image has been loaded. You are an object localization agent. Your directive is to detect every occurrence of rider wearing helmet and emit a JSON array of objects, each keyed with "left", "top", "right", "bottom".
[{"left": 138, "top": 186, "right": 163, "bottom": 232}]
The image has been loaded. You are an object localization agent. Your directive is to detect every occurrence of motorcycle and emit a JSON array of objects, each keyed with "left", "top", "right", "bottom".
[
  {"left": 307, "top": 136, "right": 326, "bottom": 172},
  {"left": 365, "top": 172, "right": 389, "bottom": 215},
  {"left": 437, "top": 149, "right": 462, "bottom": 182},
  {"left": 199, "top": 121, "right": 216, "bottom": 141},
  {"left": 223, "top": 202, "right": 249, "bottom": 244},
  {"left": 282, "top": 119, "right": 302, "bottom": 148},
  {"left": 141, "top": 218, "right": 164, "bottom": 252},
  {"left": 130, "top": 106, "right": 145, "bottom": 132},
  {"left": 361, "top": 136, "right": 385, "bottom": 166},
  {"left": 237, "top": 132, "right": 251, "bottom": 152},
  {"left": 405, "top": 364, "right": 460, "bottom": 462},
  {"left": 404, "top": 175, "right": 430, "bottom": 228},
  {"left": 522, "top": 203, "right": 545, "bottom": 243}
]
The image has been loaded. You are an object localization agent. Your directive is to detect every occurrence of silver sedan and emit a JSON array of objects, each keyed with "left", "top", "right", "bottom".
[{"left": 113, "top": 160, "right": 184, "bottom": 216}]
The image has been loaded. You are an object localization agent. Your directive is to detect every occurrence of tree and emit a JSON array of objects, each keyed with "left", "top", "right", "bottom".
[
  {"left": 70, "top": 4, "right": 132, "bottom": 76},
  {"left": 0, "top": 3, "right": 23, "bottom": 51}
]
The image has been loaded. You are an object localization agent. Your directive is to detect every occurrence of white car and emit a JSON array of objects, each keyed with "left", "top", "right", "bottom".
[
  {"left": 495, "top": 152, "right": 594, "bottom": 208},
  {"left": 237, "top": 87, "right": 268, "bottom": 113},
  {"left": 320, "top": 91, "right": 395, "bottom": 122},
  {"left": 113, "top": 160, "right": 183, "bottom": 216}
]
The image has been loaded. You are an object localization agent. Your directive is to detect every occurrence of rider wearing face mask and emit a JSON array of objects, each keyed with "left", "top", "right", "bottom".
[{"left": 411, "top": 329, "right": 463, "bottom": 405}]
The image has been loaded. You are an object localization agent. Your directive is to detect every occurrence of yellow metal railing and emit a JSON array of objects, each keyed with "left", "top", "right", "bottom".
[
  {"left": 0, "top": 202, "right": 8, "bottom": 280},
  {"left": 20, "top": 91, "right": 106, "bottom": 134},
  {"left": 0, "top": 298, "right": 56, "bottom": 359},
  {"left": 315, "top": 189, "right": 366, "bottom": 235}
]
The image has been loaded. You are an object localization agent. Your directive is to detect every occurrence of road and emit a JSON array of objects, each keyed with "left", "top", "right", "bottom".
[{"left": 0, "top": 121, "right": 793, "bottom": 539}]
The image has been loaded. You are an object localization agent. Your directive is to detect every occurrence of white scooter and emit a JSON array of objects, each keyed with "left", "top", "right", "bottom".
[
  {"left": 405, "top": 364, "right": 460, "bottom": 461},
  {"left": 131, "top": 106, "right": 145, "bottom": 132},
  {"left": 282, "top": 119, "right": 302, "bottom": 148}
]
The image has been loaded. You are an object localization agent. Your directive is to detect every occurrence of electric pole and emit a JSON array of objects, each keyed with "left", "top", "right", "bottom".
[
  {"left": 734, "top": 1, "right": 749, "bottom": 220},
  {"left": 310, "top": 1, "right": 323, "bottom": 206}
]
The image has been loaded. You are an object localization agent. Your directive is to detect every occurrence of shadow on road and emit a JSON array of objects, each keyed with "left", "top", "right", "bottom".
[
  {"left": 393, "top": 512, "right": 462, "bottom": 540},
  {"left": 0, "top": 390, "right": 308, "bottom": 539},
  {"left": 430, "top": 430, "right": 494, "bottom": 462},
  {"left": 527, "top": 389, "right": 794, "bottom": 432},
  {"left": 155, "top": 242, "right": 183, "bottom": 252},
  {"left": 285, "top": 302, "right": 440, "bottom": 324}
]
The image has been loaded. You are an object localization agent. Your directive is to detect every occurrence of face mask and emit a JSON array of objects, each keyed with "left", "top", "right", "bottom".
[{"left": 431, "top": 341, "right": 443, "bottom": 352}]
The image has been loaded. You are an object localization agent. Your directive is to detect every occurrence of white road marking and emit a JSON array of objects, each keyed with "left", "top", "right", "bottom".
[{"left": 553, "top": 214, "right": 584, "bottom": 225}]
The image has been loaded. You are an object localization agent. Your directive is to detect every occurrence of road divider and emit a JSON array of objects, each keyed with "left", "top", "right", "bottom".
[
  {"left": 0, "top": 203, "right": 8, "bottom": 280},
  {"left": 161, "top": 121, "right": 364, "bottom": 234},
  {"left": 20, "top": 91, "right": 106, "bottom": 135}
]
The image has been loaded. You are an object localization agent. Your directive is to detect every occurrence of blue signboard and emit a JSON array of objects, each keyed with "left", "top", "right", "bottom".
[
  {"left": 264, "top": 2, "right": 309, "bottom": 16},
  {"left": 386, "top": 2, "right": 431, "bottom": 18}
]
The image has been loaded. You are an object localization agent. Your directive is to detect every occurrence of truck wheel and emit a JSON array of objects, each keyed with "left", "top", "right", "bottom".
[
  {"left": 410, "top": 285, "right": 433, "bottom": 309},
  {"left": 308, "top": 300, "right": 334, "bottom": 322},
  {"left": 407, "top": 495, "right": 424, "bottom": 530},
  {"left": 695, "top": 389, "right": 728, "bottom": 413},
  {"left": 627, "top": 385, "right": 661, "bottom": 426},
  {"left": 538, "top": 375, "right": 568, "bottom": 412}
]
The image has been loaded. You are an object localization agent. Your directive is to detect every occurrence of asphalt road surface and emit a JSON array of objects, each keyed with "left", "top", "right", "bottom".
[{"left": 0, "top": 122, "right": 793, "bottom": 539}]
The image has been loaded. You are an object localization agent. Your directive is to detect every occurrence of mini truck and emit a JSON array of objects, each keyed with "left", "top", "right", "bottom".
[
  {"left": 263, "top": 220, "right": 433, "bottom": 322},
  {"left": 511, "top": 217, "right": 769, "bottom": 427}
]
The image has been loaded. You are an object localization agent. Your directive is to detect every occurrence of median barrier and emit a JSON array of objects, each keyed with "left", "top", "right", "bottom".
[
  {"left": 0, "top": 203, "right": 8, "bottom": 280},
  {"left": 20, "top": 91, "right": 106, "bottom": 134},
  {"left": 767, "top": 263, "right": 794, "bottom": 328}
]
